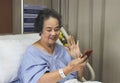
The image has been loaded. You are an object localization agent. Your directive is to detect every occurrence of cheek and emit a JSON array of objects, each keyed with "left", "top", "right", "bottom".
[
  {"left": 57, "top": 31, "right": 60, "bottom": 36},
  {"left": 54, "top": 32, "right": 60, "bottom": 38},
  {"left": 41, "top": 32, "right": 49, "bottom": 38}
]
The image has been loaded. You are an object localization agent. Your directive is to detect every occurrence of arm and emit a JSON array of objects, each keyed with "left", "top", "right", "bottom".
[
  {"left": 37, "top": 56, "right": 87, "bottom": 83},
  {"left": 19, "top": 46, "right": 87, "bottom": 83},
  {"left": 66, "top": 36, "right": 87, "bottom": 79},
  {"left": 37, "top": 66, "right": 71, "bottom": 83}
]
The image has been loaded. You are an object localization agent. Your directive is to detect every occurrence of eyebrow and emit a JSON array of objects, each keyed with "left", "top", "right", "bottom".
[{"left": 46, "top": 26, "right": 59, "bottom": 29}]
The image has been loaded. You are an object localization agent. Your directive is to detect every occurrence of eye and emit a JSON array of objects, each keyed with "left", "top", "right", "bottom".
[
  {"left": 54, "top": 28, "right": 60, "bottom": 31},
  {"left": 47, "top": 29, "right": 52, "bottom": 32}
]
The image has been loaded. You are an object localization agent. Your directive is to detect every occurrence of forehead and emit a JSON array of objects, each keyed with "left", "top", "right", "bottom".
[{"left": 43, "top": 17, "right": 59, "bottom": 27}]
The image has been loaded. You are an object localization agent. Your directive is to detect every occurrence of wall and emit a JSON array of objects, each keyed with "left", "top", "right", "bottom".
[
  {"left": 67, "top": 0, "right": 103, "bottom": 80},
  {"left": 102, "top": 0, "right": 120, "bottom": 83},
  {"left": 56, "top": 0, "right": 101, "bottom": 80},
  {"left": 12, "top": 0, "right": 52, "bottom": 34},
  {"left": 12, "top": 0, "right": 22, "bottom": 34},
  {"left": 0, "top": 0, "right": 12, "bottom": 34},
  {"left": 60, "top": 0, "right": 120, "bottom": 82},
  {"left": 24, "top": 0, "right": 51, "bottom": 8}
]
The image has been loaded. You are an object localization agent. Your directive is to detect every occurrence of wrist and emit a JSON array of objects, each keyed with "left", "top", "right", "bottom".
[
  {"left": 62, "top": 66, "right": 72, "bottom": 76},
  {"left": 59, "top": 69, "right": 66, "bottom": 78}
]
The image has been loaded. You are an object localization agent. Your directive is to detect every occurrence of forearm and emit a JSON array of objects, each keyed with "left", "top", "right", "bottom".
[
  {"left": 37, "top": 66, "right": 72, "bottom": 83},
  {"left": 77, "top": 71, "right": 84, "bottom": 80},
  {"left": 77, "top": 64, "right": 86, "bottom": 80}
]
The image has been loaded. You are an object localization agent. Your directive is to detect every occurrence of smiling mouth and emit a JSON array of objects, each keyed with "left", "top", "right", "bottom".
[{"left": 49, "top": 37, "right": 57, "bottom": 40}]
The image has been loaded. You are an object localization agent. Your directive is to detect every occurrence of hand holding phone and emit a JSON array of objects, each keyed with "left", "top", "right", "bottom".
[{"left": 81, "top": 49, "right": 93, "bottom": 58}]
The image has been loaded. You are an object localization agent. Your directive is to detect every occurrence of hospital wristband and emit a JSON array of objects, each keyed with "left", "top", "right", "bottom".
[{"left": 59, "top": 69, "right": 66, "bottom": 78}]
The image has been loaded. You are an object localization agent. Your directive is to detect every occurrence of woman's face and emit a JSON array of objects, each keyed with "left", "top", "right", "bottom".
[{"left": 41, "top": 17, "right": 60, "bottom": 45}]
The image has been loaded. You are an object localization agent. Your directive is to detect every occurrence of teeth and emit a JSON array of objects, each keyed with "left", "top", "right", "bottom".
[
  {"left": 50, "top": 38, "right": 55, "bottom": 40},
  {"left": 50, "top": 37, "right": 56, "bottom": 39},
  {"left": 49, "top": 36, "right": 57, "bottom": 40}
]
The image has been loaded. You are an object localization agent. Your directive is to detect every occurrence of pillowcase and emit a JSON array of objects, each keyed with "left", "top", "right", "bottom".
[{"left": 0, "top": 34, "right": 39, "bottom": 83}]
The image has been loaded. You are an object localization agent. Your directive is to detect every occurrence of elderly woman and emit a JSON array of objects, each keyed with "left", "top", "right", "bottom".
[{"left": 14, "top": 8, "right": 87, "bottom": 83}]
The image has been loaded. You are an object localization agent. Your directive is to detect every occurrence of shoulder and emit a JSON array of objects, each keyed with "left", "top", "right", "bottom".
[
  {"left": 21, "top": 45, "right": 47, "bottom": 66},
  {"left": 25, "top": 45, "right": 40, "bottom": 54},
  {"left": 22, "top": 45, "right": 41, "bottom": 60}
]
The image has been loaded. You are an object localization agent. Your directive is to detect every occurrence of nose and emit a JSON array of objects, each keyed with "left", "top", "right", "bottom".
[{"left": 51, "top": 30, "right": 56, "bottom": 35}]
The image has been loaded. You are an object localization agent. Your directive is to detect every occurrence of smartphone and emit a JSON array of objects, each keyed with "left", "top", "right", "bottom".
[{"left": 81, "top": 49, "right": 93, "bottom": 58}]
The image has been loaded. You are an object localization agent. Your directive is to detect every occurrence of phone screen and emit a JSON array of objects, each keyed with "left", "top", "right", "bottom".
[{"left": 81, "top": 49, "right": 93, "bottom": 58}]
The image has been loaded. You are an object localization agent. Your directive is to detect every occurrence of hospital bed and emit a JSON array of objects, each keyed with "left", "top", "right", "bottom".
[{"left": 0, "top": 27, "right": 95, "bottom": 83}]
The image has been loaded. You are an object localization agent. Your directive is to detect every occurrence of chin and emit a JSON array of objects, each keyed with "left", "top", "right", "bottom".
[
  {"left": 48, "top": 40, "right": 56, "bottom": 45},
  {"left": 49, "top": 42, "right": 56, "bottom": 45}
]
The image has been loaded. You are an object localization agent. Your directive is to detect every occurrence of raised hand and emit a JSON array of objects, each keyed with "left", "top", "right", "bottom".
[
  {"left": 64, "top": 35, "right": 89, "bottom": 79},
  {"left": 66, "top": 36, "right": 82, "bottom": 59}
]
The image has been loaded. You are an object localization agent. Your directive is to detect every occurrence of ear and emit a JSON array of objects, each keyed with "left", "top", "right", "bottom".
[
  {"left": 39, "top": 32, "right": 41, "bottom": 36},
  {"left": 39, "top": 32, "right": 42, "bottom": 36}
]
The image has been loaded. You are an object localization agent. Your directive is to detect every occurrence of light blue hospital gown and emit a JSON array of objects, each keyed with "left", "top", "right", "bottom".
[{"left": 13, "top": 43, "right": 77, "bottom": 83}]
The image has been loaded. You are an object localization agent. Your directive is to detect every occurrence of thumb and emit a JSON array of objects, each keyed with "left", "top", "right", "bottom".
[{"left": 65, "top": 47, "right": 70, "bottom": 51}]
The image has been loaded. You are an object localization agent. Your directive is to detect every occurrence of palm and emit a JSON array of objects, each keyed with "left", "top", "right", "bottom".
[{"left": 66, "top": 36, "right": 81, "bottom": 58}]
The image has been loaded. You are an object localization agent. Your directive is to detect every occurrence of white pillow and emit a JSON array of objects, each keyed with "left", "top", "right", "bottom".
[
  {"left": 0, "top": 34, "right": 39, "bottom": 83},
  {"left": 0, "top": 40, "right": 25, "bottom": 82}
]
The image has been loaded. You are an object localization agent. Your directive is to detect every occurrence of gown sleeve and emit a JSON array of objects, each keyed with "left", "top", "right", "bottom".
[{"left": 19, "top": 47, "right": 50, "bottom": 83}]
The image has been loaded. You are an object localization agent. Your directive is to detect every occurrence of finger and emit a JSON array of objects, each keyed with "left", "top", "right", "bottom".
[
  {"left": 72, "top": 58, "right": 81, "bottom": 65},
  {"left": 71, "top": 36, "right": 75, "bottom": 45},
  {"left": 65, "top": 47, "right": 71, "bottom": 55},
  {"left": 67, "top": 36, "right": 71, "bottom": 46},
  {"left": 76, "top": 40, "right": 81, "bottom": 56},
  {"left": 80, "top": 56, "right": 88, "bottom": 63},
  {"left": 68, "top": 36, "right": 72, "bottom": 43},
  {"left": 76, "top": 40, "right": 80, "bottom": 51},
  {"left": 77, "top": 40, "right": 79, "bottom": 46},
  {"left": 74, "top": 46, "right": 80, "bottom": 58},
  {"left": 65, "top": 47, "right": 69, "bottom": 51},
  {"left": 69, "top": 35, "right": 73, "bottom": 45},
  {"left": 81, "top": 61, "right": 87, "bottom": 68},
  {"left": 77, "top": 40, "right": 82, "bottom": 53}
]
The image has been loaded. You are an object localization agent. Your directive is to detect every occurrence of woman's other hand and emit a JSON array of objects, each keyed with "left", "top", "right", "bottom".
[{"left": 66, "top": 56, "right": 87, "bottom": 73}]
